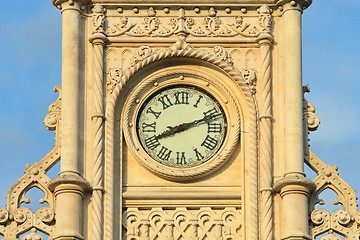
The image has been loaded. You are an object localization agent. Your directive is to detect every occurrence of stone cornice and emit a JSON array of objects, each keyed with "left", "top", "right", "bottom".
[{"left": 90, "top": 0, "right": 277, "bottom": 5}]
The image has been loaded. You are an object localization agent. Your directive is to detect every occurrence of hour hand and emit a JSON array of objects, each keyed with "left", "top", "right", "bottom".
[{"left": 155, "top": 125, "right": 180, "bottom": 140}]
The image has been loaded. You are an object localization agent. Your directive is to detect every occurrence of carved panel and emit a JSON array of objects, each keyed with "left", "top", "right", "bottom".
[
  {"left": 103, "top": 6, "right": 261, "bottom": 39},
  {"left": 123, "top": 207, "right": 242, "bottom": 240}
]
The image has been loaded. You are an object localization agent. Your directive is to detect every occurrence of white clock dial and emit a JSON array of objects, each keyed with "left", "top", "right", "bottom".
[{"left": 136, "top": 86, "right": 227, "bottom": 168}]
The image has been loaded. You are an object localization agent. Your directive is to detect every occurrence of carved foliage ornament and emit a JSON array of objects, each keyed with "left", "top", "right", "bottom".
[{"left": 93, "top": 5, "right": 274, "bottom": 38}]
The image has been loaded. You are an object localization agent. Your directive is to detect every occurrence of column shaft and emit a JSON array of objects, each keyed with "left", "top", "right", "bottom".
[
  {"left": 283, "top": 4, "right": 304, "bottom": 176},
  {"left": 60, "top": 3, "right": 81, "bottom": 175},
  {"left": 49, "top": 2, "right": 90, "bottom": 240}
]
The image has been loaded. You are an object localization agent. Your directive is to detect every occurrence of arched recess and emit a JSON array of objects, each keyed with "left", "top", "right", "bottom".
[{"left": 104, "top": 47, "right": 259, "bottom": 239}]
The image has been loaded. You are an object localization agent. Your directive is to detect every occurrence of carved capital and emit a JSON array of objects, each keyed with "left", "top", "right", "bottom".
[
  {"left": 274, "top": 175, "right": 316, "bottom": 197},
  {"left": 52, "top": 0, "right": 89, "bottom": 9},
  {"left": 48, "top": 174, "right": 91, "bottom": 196},
  {"left": 277, "top": 0, "right": 312, "bottom": 12},
  {"left": 89, "top": 32, "right": 108, "bottom": 45}
]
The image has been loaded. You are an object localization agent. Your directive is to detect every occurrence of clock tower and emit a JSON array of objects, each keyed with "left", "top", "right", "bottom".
[{"left": 1, "top": 0, "right": 360, "bottom": 240}]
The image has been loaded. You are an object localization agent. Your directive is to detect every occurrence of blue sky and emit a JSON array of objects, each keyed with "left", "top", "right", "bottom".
[{"left": 0, "top": 0, "right": 359, "bottom": 208}]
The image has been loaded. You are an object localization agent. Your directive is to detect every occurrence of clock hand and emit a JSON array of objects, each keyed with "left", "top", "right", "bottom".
[{"left": 155, "top": 113, "right": 222, "bottom": 140}]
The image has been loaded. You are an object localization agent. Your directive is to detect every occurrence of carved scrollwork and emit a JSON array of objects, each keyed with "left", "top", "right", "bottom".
[
  {"left": 106, "top": 16, "right": 136, "bottom": 37},
  {"left": 131, "top": 45, "right": 154, "bottom": 67},
  {"left": 213, "top": 46, "right": 233, "bottom": 65},
  {"left": 0, "top": 208, "right": 9, "bottom": 224},
  {"left": 258, "top": 5, "right": 272, "bottom": 33},
  {"left": 35, "top": 207, "right": 55, "bottom": 224},
  {"left": 43, "top": 86, "right": 62, "bottom": 131},
  {"left": 307, "top": 151, "right": 360, "bottom": 239},
  {"left": 107, "top": 68, "right": 123, "bottom": 94},
  {"left": 104, "top": 7, "right": 265, "bottom": 39},
  {"left": 92, "top": 4, "right": 105, "bottom": 34},
  {"left": 14, "top": 208, "right": 31, "bottom": 224},
  {"left": 239, "top": 69, "right": 257, "bottom": 94},
  {"left": 306, "top": 101, "right": 320, "bottom": 131},
  {"left": 123, "top": 207, "right": 241, "bottom": 239},
  {"left": 186, "top": 14, "right": 259, "bottom": 38},
  {"left": 0, "top": 88, "right": 60, "bottom": 238}
]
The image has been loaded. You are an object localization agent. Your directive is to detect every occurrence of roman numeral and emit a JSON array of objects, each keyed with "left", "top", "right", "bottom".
[
  {"left": 193, "top": 148, "right": 204, "bottom": 161},
  {"left": 201, "top": 135, "right": 218, "bottom": 151},
  {"left": 142, "top": 122, "right": 156, "bottom": 133},
  {"left": 144, "top": 136, "right": 160, "bottom": 150},
  {"left": 176, "top": 152, "right": 187, "bottom": 165},
  {"left": 157, "top": 146, "right": 172, "bottom": 161},
  {"left": 203, "top": 107, "right": 218, "bottom": 117},
  {"left": 193, "top": 95, "right": 203, "bottom": 108},
  {"left": 174, "top": 91, "right": 189, "bottom": 105},
  {"left": 208, "top": 123, "right": 222, "bottom": 133},
  {"left": 146, "top": 107, "right": 161, "bottom": 119},
  {"left": 158, "top": 95, "right": 173, "bottom": 110}
]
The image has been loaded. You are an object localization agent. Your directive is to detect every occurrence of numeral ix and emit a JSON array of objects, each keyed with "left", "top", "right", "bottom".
[{"left": 142, "top": 122, "right": 156, "bottom": 133}]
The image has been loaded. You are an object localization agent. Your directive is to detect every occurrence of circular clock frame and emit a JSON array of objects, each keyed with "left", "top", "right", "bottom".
[{"left": 122, "top": 66, "right": 240, "bottom": 181}]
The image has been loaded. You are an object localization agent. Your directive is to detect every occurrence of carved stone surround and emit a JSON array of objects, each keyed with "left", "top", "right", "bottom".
[{"left": 92, "top": 3, "right": 272, "bottom": 240}]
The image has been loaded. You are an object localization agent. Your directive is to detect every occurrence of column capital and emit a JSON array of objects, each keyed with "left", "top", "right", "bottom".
[
  {"left": 274, "top": 175, "right": 316, "bottom": 197},
  {"left": 89, "top": 33, "right": 108, "bottom": 45},
  {"left": 258, "top": 33, "right": 274, "bottom": 45},
  {"left": 52, "top": 0, "right": 89, "bottom": 10},
  {"left": 277, "top": 0, "right": 312, "bottom": 12},
  {"left": 49, "top": 173, "right": 91, "bottom": 195}
]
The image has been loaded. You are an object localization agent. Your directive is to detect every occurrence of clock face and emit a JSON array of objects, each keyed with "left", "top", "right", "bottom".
[{"left": 136, "top": 85, "right": 227, "bottom": 168}]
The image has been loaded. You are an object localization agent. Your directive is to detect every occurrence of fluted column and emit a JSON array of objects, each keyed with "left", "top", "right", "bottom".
[
  {"left": 50, "top": 1, "right": 90, "bottom": 239},
  {"left": 89, "top": 4, "right": 107, "bottom": 240},
  {"left": 274, "top": 1, "right": 315, "bottom": 239}
]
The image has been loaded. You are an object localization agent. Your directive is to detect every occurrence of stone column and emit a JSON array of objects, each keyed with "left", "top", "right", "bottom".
[
  {"left": 53, "top": 0, "right": 84, "bottom": 175},
  {"left": 50, "top": 1, "right": 90, "bottom": 239},
  {"left": 89, "top": 4, "right": 108, "bottom": 240},
  {"left": 257, "top": 5, "right": 274, "bottom": 240},
  {"left": 274, "top": 1, "right": 315, "bottom": 239}
]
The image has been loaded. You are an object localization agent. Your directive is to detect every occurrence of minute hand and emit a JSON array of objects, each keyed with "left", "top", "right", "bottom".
[{"left": 155, "top": 113, "right": 222, "bottom": 140}]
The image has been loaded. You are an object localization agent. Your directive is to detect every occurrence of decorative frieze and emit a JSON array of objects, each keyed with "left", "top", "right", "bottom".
[
  {"left": 123, "top": 207, "right": 242, "bottom": 239},
  {"left": 96, "top": 6, "right": 268, "bottom": 39}
]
